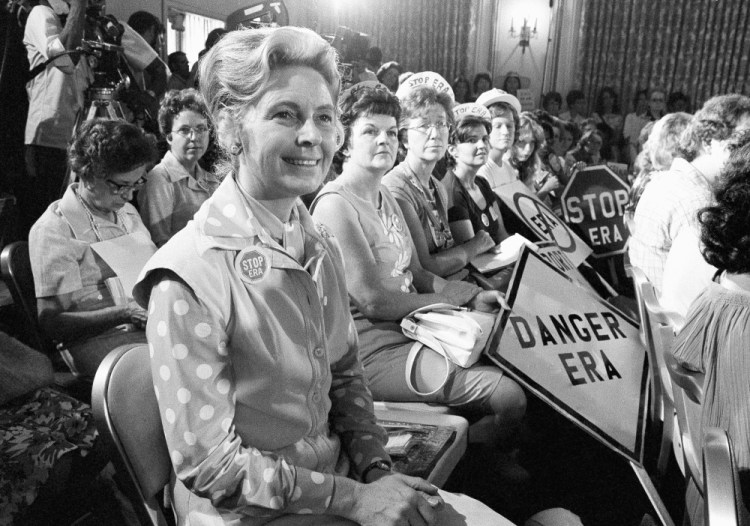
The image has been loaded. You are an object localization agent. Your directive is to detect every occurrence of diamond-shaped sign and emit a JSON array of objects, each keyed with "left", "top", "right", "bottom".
[{"left": 485, "top": 247, "right": 648, "bottom": 464}]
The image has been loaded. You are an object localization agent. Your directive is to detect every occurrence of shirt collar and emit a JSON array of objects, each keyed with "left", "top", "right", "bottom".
[
  {"left": 194, "top": 175, "right": 328, "bottom": 268},
  {"left": 161, "top": 151, "right": 216, "bottom": 191},
  {"left": 57, "top": 182, "right": 136, "bottom": 240}
]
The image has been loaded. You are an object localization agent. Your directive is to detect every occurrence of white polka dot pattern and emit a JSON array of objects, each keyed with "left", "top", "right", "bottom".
[
  {"left": 165, "top": 408, "right": 175, "bottom": 424},
  {"left": 172, "top": 344, "right": 188, "bottom": 360},
  {"left": 263, "top": 468, "right": 275, "bottom": 483},
  {"left": 242, "top": 480, "right": 252, "bottom": 495},
  {"left": 177, "top": 388, "right": 191, "bottom": 404},
  {"left": 196, "top": 363, "right": 213, "bottom": 379},
  {"left": 269, "top": 496, "right": 282, "bottom": 509},
  {"left": 195, "top": 323, "right": 211, "bottom": 338},
  {"left": 184, "top": 431, "right": 197, "bottom": 445},
  {"left": 206, "top": 217, "right": 222, "bottom": 227},
  {"left": 310, "top": 472, "right": 325, "bottom": 484},
  {"left": 159, "top": 365, "right": 171, "bottom": 381},
  {"left": 222, "top": 204, "right": 237, "bottom": 218},
  {"left": 157, "top": 321, "right": 167, "bottom": 337},
  {"left": 291, "top": 486, "right": 302, "bottom": 502},
  {"left": 171, "top": 450, "right": 183, "bottom": 466},
  {"left": 221, "top": 418, "right": 232, "bottom": 433},
  {"left": 199, "top": 405, "right": 215, "bottom": 420},
  {"left": 159, "top": 280, "right": 170, "bottom": 291},
  {"left": 216, "top": 379, "right": 230, "bottom": 395},
  {"left": 173, "top": 299, "right": 189, "bottom": 315}
]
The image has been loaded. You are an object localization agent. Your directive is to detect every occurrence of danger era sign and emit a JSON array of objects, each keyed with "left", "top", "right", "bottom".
[{"left": 484, "top": 246, "right": 648, "bottom": 464}]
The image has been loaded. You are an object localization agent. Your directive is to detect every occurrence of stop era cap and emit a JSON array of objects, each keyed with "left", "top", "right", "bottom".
[
  {"left": 395, "top": 71, "right": 455, "bottom": 102},
  {"left": 452, "top": 103, "right": 491, "bottom": 122},
  {"left": 476, "top": 88, "right": 522, "bottom": 114}
]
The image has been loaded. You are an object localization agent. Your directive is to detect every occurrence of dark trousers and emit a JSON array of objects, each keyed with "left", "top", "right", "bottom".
[{"left": 18, "top": 145, "right": 68, "bottom": 238}]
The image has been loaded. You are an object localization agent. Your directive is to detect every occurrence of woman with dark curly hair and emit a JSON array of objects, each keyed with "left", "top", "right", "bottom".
[
  {"left": 29, "top": 119, "right": 157, "bottom": 377},
  {"left": 138, "top": 88, "right": 221, "bottom": 246},
  {"left": 670, "top": 132, "right": 750, "bottom": 526},
  {"left": 312, "top": 84, "right": 528, "bottom": 485}
]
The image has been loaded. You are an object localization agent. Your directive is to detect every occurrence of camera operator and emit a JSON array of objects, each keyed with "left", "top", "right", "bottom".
[
  {"left": 21, "top": 0, "right": 90, "bottom": 236},
  {"left": 21, "top": 0, "right": 166, "bottom": 234}
]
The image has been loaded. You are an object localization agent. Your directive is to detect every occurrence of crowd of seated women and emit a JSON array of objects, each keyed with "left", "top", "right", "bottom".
[{"left": 8, "top": 18, "right": 750, "bottom": 525}]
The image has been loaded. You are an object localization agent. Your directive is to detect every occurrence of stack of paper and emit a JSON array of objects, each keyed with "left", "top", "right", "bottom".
[{"left": 470, "top": 233, "right": 539, "bottom": 274}]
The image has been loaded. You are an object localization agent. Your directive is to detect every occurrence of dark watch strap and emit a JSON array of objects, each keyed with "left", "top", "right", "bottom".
[{"left": 361, "top": 460, "right": 392, "bottom": 481}]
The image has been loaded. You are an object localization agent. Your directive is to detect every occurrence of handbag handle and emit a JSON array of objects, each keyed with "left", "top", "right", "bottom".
[{"left": 404, "top": 342, "right": 451, "bottom": 396}]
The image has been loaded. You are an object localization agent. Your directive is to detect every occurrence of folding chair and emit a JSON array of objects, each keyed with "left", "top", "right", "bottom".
[
  {"left": 631, "top": 266, "right": 682, "bottom": 480},
  {"left": 1, "top": 240, "right": 89, "bottom": 399},
  {"left": 664, "top": 348, "right": 705, "bottom": 493},
  {"left": 702, "top": 427, "right": 743, "bottom": 526},
  {"left": 91, "top": 343, "right": 174, "bottom": 526}
]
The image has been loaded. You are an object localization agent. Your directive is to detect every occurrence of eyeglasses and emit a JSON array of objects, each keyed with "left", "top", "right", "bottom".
[
  {"left": 407, "top": 121, "right": 451, "bottom": 135},
  {"left": 173, "top": 125, "right": 210, "bottom": 138},
  {"left": 105, "top": 177, "right": 146, "bottom": 195}
]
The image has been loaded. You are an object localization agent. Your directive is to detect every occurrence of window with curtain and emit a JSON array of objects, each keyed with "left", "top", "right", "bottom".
[
  {"left": 167, "top": 12, "right": 224, "bottom": 68},
  {"left": 309, "top": 0, "right": 475, "bottom": 83},
  {"left": 576, "top": 0, "right": 750, "bottom": 115}
]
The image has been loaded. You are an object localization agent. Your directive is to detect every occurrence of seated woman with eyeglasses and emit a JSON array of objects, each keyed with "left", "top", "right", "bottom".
[
  {"left": 383, "top": 84, "right": 495, "bottom": 278},
  {"left": 29, "top": 119, "right": 157, "bottom": 378},
  {"left": 138, "top": 89, "right": 222, "bottom": 247}
]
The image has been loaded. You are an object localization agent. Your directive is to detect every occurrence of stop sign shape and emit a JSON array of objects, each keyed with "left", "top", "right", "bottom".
[{"left": 560, "top": 166, "right": 630, "bottom": 258}]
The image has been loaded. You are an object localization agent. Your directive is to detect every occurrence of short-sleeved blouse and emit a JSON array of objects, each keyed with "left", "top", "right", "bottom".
[
  {"left": 382, "top": 163, "right": 454, "bottom": 254},
  {"left": 446, "top": 172, "right": 507, "bottom": 244},
  {"left": 29, "top": 183, "right": 152, "bottom": 311},
  {"left": 312, "top": 182, "right": 417, "bottom": 362},
  {"left": 672, "top": 280, "right": 750, "bottom": 476},
  {"left": 138, "top": 151, "right": 222, "bottom": 246}
]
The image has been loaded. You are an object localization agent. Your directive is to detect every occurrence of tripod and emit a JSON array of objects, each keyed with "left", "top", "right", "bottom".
[{"left": 81, "top": 86, "right": 127, "bottom": 121}]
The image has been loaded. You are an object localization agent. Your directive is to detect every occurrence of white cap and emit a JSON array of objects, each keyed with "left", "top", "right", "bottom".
[
  {"left": 452, "top": 103, "right": 491, "bottom": 122},
  {"left": 476, "top": 88, "right": 522, "bottom": 114},
  {"left": 395, "top": 71, "right": 455, "bottom": 102}
]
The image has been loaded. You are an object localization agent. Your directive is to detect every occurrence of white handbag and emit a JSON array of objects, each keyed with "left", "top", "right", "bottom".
[{"left": 401, "top": 304, "right": 496, "bottom": 396}]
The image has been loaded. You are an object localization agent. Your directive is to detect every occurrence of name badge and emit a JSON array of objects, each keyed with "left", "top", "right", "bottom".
[
  {"left": 489, "top": 202, "right": 500, "bottom": 221},
  {"left": 235, "top": 246, "right": 271, "bottom": 284}
]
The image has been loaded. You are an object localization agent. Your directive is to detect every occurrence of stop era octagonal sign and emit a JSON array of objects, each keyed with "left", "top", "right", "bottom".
[{"left": 560, "top": 166, "right": 631, "bottom": 258}]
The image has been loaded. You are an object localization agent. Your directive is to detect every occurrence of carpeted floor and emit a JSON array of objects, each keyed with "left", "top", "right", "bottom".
[{"left": 445, "top": 395, "right": 687, "bottom": 525}]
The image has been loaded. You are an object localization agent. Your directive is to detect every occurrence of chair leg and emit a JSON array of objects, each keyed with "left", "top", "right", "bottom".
[
  {"left": 630, "top": 461, "right": 676, "bottom": 526},
  {"left": 655, "top": 406, "right": 675, "bottom": 483}
]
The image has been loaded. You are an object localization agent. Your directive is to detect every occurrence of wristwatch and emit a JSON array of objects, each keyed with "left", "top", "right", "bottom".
[{"left": 361, "top": 460, "right": 391, "bottom": 481}]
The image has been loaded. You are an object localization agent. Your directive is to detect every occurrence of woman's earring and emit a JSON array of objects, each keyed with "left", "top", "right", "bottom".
[{"left": 230, "top": 143, "right": 243, "bottom": 156}]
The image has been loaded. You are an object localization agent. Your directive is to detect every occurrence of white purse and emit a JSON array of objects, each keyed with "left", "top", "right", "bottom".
[{"left": 401, "top": 304, "right": 496, "bottom": 395}]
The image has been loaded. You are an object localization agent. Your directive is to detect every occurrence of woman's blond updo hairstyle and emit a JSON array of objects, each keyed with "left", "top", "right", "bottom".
[{"left": 198, "top": 26, "right": 342, "bottom": 156}]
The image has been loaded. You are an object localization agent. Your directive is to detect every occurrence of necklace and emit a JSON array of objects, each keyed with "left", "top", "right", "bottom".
[{"left": 74, "top": 187, "right": 125, "bottom": 242}]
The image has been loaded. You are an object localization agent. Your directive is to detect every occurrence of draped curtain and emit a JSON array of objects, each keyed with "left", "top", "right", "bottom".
[
  {"left": 576, "top": 0, "right": 750, "bottom": 114},
  {"left": 309, "top": 0, "right": 476, "bottom": 83}
]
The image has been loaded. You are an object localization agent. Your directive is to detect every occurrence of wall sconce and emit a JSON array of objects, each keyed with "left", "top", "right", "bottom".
[{"left": 509, "top": 17, "right": 538, "bottom": 53}]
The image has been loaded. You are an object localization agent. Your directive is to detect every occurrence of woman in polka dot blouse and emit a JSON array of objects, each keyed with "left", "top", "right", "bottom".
[{"left": 133, "top": 27, "right": 507, "bottom": 526}]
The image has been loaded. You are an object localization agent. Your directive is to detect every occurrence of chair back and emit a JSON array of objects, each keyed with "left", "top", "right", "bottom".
[
  {"left": 664, "top": 348, "right": 705, "bottom": 492},
  {"left": 0, "top": 241, "right": 49, "bottom": 353},
  {"left": 92, "top": 343, "right": 173, "bottom": 526},
  {"left": 702, "top": 427, "right": 743, "bottom": 526}
]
